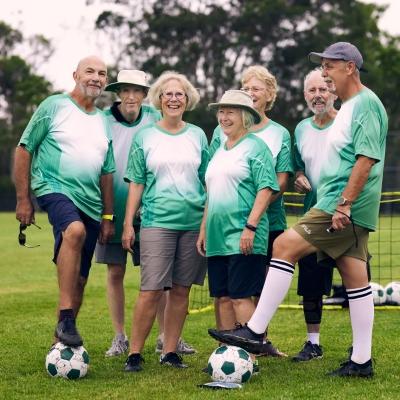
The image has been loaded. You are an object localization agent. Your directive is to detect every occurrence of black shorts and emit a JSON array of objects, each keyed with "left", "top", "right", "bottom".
[
  {"left": 297, "top": 253, "right": 334, "bottom": 297},
  {"left": 37, "top": 193, "right": 100, "bottom": 279},
  {"left": 207, "top": 254, "right": 267, "bottom": 299},
  {"left": 266, "top": 230, "right": 284, "bottom": 265}
]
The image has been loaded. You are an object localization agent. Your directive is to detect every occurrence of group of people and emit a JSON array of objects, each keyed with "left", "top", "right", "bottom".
[{"left": 15, "top": 40, "right": 387, "bottom": 379}]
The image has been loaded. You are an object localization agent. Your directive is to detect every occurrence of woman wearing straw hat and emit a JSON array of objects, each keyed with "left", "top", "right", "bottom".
[
  {"left": 122, "top": 71, "right": 208, "bottom": 372},
  {"left": 197, "top": 90, "right": 279, "bottom": 352},
  {"left": 209, "top": 66, "right": 293, "bottom": 357}
]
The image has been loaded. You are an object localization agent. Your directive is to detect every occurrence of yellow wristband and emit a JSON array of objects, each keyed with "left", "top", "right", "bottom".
[{"left": 102, "top": 214, "right": 115, "bottom": 222}]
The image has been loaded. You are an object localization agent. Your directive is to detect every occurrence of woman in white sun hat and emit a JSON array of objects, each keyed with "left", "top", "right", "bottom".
[
  {"left": 122, "top": 71, "right": 209, "bottom": 372},
  {"left": 197, "top": 89, "right": 279, "bottom": 347}
]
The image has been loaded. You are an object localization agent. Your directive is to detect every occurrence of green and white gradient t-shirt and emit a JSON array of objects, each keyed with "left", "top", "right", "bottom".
[
  {"left": 106, "top": 104, "right": 161, "bottom": 243},
  {"left": 315, "top": 88, "right": 388, "bottom": 231},
  {"left": 205, "top": 134, "right": 280, "bottom": 256},
  {"left": 293, "top": 117, "right": 334, "bottom": 213},
  {"left": 124, "top": 123, "right": 209, "bottom": 230},
  {"left": 19, "top": 93, "right": 116, "bottom": 221},
  {"left": 210, "top": 120, "right": 292, "bottom": 231}
]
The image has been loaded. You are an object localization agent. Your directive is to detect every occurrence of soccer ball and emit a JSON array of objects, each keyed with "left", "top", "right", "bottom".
[
  {"left": 385, "top": 281, "right": 400, "bottom": 305},
  {"left": 370, "top": 282, "right": 386, "bottom": 305},
  {"left": 45, "top": 342, "right": 89, "bottom": 379},
  {"left": 207, "top": 345, "right": 253, "bottom": 383}
]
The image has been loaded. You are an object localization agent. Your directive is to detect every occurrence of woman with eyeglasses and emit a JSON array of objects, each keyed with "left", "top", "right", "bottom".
[
  {"left": 122, "top": 71, "right": 209, "bottom": 372},
  {"left": 209, "top": 66, "right": 293, "bottom": 357}
]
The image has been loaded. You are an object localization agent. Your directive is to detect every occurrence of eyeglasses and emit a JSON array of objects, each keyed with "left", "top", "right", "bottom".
[
  {"left": 161, "top": 91, "right": 186, "bottom": 100},
  {"left": 19, "top": 222, "right": 41, "bottom": 248},
  {"left": 241, "top": 86, "right": 266, "bottom": 93}
]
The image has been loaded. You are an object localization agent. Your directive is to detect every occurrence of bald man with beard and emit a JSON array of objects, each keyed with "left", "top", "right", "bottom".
[{"left": 15, "top": 55, "right": 116, "bottom": 347}]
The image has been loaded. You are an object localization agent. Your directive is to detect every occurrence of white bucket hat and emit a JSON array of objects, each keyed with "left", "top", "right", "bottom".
[
  {"left": 105, "top": 69, "right": 150, "bottom": 92},
  {"left": 208, "top": 89, "right": 261, "bottom": 124}
]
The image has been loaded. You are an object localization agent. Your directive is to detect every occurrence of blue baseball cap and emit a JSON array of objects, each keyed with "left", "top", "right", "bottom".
[{"left": 309, "top": 42, "right": 367, "bottom": 72}]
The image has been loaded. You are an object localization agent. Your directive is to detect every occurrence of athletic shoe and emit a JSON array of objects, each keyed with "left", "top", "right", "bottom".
[
  {"left": 124, "top": 353, "right": 145, "bottom": 372},
  {"left": 292, "top": 341, "right": 323, "bottom": 362},
  {"left": 160, "top": 352, "right": 188, "bottom": 368},
  {"left": 208, "top": 323, "right": 264, "bottom": 354},
  {"left": 252, "top": 360, "right": 260, "bottom": 375},
  {"left": 105, "top": 334, "right": 129, "bottom": 357},
  {"left": 55, "top": 317, "right": 83, "bottom": 347},
  {"left": 327, "top": 359, "right": 373, "bottom": 378},
  {"left": 258, "top": 339, "right": 288, "bottom": 358},
  {"left": 155, "top": 336, "right": 197, "bottom": 355}
]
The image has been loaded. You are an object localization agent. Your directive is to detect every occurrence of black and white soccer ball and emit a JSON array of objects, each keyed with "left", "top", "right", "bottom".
[
  {"left": 370, "top": 282, "right": 387, "bottom": 305},
  {"left": 45, "top": 342, "right": 89, "bottom": 379},
  {"left": 207, "top": 345, "right": 253, "bottom": 383},
  {"left": 385, "top": 281, "right": 400, "bottom": 305}
]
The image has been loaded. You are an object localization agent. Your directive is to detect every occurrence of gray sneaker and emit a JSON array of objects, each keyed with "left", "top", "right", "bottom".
[
  {"left": 105, "top": 334, "right": 129, "bottom": 357},
  {"left": 155, "top": 336, "right": 196, "bottom": 355}
]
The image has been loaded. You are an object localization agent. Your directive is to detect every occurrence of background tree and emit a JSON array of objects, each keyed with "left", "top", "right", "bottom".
[{"left": 0, "top": 21, "right": 53, "bottom": 207}]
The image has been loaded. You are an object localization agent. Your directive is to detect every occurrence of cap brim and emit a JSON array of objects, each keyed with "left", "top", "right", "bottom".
[
  {"left": 309, "top": 51, "right": 345, "bottom": 64},
  {"left": 208, "top": 103, "right": 261, "bottom": 124},
  {"left": 105, "top": 82, "right": 150, "bottom": 92}
]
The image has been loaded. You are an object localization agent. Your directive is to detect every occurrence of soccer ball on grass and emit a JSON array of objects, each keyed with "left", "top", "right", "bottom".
[
  {"left": 207, "top": 345, "right": 253, "bottom": 383},
  {"left": 385, "top": 281, "right": 400, "bottom": 305},
  {"left": 370, "top": 282, "right": 387, "bottom": 305},
  {"left": 45, "top": 342, "right": 89, "bottom": 379}
]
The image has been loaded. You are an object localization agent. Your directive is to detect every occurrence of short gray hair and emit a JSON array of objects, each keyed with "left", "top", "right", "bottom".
[
  {"left": 242, "top": 110, "right": 255, "bottom": 130},
  {"left": 148, "top": 71, "right": 200, "bottom": 111}
]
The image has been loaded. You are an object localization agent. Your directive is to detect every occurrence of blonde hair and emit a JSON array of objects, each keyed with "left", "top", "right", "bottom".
[
  {"left": 148, "top": 71, "right": 200, "bottom": 111},
  {"left": 241, "top": 65, "right": 278, "bottom": 111},
  {"left": 242, "top": 110, "right": 255, "bottom": 130}
]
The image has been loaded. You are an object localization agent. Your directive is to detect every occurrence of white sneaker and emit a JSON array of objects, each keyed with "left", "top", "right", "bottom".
[
  {"left": 155, "top": 336, "right": 196, "bottom": 355},
  {"left": 105, "top": 334, "right": 129, "bottom": 357}
]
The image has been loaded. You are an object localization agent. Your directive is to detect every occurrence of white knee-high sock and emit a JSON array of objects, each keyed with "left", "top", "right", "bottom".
[
  {"left": 247, "top": 259, "right": 295, "bottom": 334},
  {"left": 347, "top": 286, "right": 374, "bottom": 364}
]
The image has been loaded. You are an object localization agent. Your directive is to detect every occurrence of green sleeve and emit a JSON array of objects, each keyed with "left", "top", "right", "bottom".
[
  {"left": 101, "top": 140, "right": 116, "bottom": 175},
  {"left": 209, "top": 126, "right": 222, "bottom": 159},
  {"left": 275, "top": 130, "right": 293, "bottom": 174},
  {"left": 124, "top": 133, "right": 146, "bottom": 184},
  {"left": 352, "top": 110, "right": 382, "bottom": 163},
  {"left": 18, "top": 99, "right": 52, "bottom": 153},
  {"left": 250, "top": 146, "right": 280, "bottom": 193}
]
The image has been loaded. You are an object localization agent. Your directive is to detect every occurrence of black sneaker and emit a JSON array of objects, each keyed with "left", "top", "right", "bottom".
[
  {"left": 292, "top": 341, "right": 323, "bottom": 362},
  {"left": 208, "top": 324, "right": 264, "bottom": 354},
  {"left": 160, "top": 352, "right": 188, "bottom": 368},
  {"left": 55, "top": 317, "right": 83, "bottom": 347},
  {"left": 258, "top": 339, "right": 288, "bottom": 358},
  {"left": 124, "top": 353, "right": 145, "bottom": 372},
  {"left": 327, "top": 359, "right": 373, "bottom": 378}
]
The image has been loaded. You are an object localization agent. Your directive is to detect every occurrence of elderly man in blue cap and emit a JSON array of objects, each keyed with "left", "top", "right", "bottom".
[{"left": 208, "top": 42, "right": 388, "bottom": 378}]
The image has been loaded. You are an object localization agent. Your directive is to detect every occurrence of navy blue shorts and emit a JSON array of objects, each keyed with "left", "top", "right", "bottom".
[
  {"left": 297, "top": 253, "right": 334, "bottom": 297},
  {"left": 207, "top": 254, "right": 267, "bottom": 299},
  {"left": 266, "top": 229, "right": 284, "bottom": 264},
  {"left": 36, "top": 193, "right": 100, "bottom": 279}
]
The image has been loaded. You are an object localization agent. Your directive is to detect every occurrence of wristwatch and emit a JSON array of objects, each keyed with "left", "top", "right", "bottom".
[
  {"left": 337, "top": 196, "right": 352, "bottom": 206},
  {"left": 102, "top": 214, "right": 116, "bottom": 222}
]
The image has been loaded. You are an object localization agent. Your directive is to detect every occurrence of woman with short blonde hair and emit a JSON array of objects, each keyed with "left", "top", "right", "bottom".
[{"left": 122, "top": 71, "right": 208, "bottom": 372}]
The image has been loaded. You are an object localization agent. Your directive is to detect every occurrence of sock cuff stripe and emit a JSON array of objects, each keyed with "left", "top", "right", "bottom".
[
  {"left": 269, "top": 264, "right": 295, "bottom": 275},
  {"left": 347, "top": 288, "right": 372, "bottom": 300},
  {"left": 346, "top": 285, "right": 371, "bottom": 294},
  {"left": 270, "top": 258, "right": 294, "bottom": 269}
]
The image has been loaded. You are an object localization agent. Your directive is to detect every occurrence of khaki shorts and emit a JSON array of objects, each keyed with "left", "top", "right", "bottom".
[
  {"left": 292, "top": 208, "right": 369, "bottom": 262},
  {"left": 139, "top": 227, "right": 207, "bottom": 291}
]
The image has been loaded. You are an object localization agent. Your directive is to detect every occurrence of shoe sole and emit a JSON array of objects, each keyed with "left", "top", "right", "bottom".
[
  {"left": 208, "top": 330, "right": 263, "bottom": 354},
  {"left": 124, "top": 366, "right": 143, "bottom": 372},
  {"left": 160, "top": 362, "right": 188, "bottom": 368}
]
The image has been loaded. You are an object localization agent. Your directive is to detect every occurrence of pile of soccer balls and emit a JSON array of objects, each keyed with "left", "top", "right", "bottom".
[
  {"left": 45, "top": 342, "right": 89, "bottom": 379},
  {"left": 371, "top": 281, "right": 400, "bottom": 305},
  {"left": 207, "top": 345, "right": 253, "bottom": 384}
]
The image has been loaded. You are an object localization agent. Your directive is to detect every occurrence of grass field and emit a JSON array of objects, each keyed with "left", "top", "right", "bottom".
[{"left": 1, "top": 212, "right": 399, "bottom": 400}]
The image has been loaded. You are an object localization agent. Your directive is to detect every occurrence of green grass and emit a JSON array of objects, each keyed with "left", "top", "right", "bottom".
[{"left": 1, "top": 212, "right": 400, "bottom": 400}]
